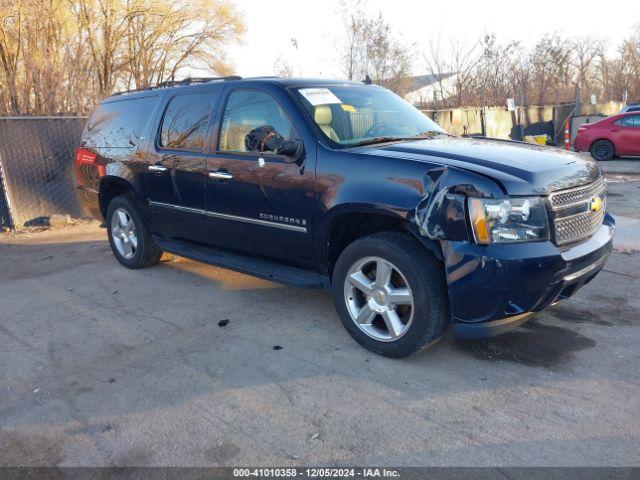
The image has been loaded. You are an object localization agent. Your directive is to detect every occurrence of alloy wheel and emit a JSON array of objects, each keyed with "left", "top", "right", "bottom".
[
  {"left": 343, "top": 256, "right": 415, "bottom": 342},
  {"left": 110, "top": 208, "right": 138, "bottom": 259}
]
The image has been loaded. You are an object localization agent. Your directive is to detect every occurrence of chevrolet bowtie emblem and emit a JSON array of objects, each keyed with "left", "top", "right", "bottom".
[{"left": 590, "top": 196, "right": 603, "bottom": 213}]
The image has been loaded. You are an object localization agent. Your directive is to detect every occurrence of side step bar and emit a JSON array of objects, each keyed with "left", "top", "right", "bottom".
[{"left": 153, "top": 237, "right": 325, "bottom": 289}]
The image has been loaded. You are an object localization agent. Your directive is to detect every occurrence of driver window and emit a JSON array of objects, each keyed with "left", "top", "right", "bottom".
[{"left": 218, "top": 90, "right": 295, "bottom": 153}]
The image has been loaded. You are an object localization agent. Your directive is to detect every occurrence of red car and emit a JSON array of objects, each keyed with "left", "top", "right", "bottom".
[{"left": 574, "top": 112, "right": 640, "bottom": 161}]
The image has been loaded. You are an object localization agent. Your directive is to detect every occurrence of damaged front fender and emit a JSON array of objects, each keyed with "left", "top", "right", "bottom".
[
  {"left": 413, "top": 166, "right": 504, "bottom": 241},
  {"left": 411, "top": 166, "right": 515, "bottom": 323}
]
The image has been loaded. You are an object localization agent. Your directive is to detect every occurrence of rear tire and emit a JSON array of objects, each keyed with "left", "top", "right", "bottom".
[
  {"left": 589, "top": 139, "right": 614, "bottom": 161},
  {"left": 331, "top": 232, "right": 449, "bottom": 358},
  {"left": 106, "top": 195, "right": 162, "bottom": 269}
]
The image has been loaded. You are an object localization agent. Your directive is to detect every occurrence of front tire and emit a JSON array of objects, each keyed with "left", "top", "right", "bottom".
[
  {"left": 332, "top": 232, "right": 449, "bottom": 358},
  {"left": 590, "top": 139, "right": 615, "bottom": 161},
  {"left": 106, "top": 195, "right": 162, "bottom": 269}
]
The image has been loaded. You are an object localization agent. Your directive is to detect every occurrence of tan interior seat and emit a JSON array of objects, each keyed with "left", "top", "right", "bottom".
[
  {"left": 220, "top": 120, "right": 260, "bottom": 152},
  {"left": 314, "top": 106, "right": 340, "bottom": 142}
]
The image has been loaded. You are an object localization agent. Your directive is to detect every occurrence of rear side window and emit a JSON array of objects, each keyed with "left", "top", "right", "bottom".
[
  {"left": 83, "top": 96, "right": 158, "bottom": 148},
  {"left": 615, "top": 115, "right": 640, "bottom": 127},
  {"left": 159, "top": 92, "right": 215, "bottom": 152}
]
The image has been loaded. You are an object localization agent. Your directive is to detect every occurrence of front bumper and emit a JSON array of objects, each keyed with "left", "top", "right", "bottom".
[{"left": 445, "top": 213, "right": 615, "bottom": 340}]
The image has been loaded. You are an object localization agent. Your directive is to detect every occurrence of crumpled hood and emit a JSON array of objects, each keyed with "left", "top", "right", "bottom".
[{"left": 361, "top": 135, "right": 601, "bottom": 196}]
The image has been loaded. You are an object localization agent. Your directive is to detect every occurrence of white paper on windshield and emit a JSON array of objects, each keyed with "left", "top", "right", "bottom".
[{"left": 299, "top": 88, "right": 342, "bottom": 106}]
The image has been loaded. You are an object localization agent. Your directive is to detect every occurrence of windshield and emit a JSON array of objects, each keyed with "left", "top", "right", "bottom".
[{"left": 295, "top": 85, "right": 443, "bottom": 147}]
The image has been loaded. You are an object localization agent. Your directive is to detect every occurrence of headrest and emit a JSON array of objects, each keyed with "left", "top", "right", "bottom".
[{"left": 314, "top": 105, "right": 332, "bottom": 125}]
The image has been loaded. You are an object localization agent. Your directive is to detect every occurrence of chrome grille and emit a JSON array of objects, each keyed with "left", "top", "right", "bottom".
[
  {"left": 554, "top": 208, "right": 606, "bottom": 245},
  {"left": 549, "top": 177, "right": 605, "bottom": 209},
  {"left": 549, "top": 178, "right": 606, "bottom": 246}
]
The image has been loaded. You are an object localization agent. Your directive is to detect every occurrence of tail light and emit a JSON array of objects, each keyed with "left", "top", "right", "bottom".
[{"left": 75, "top": 147, "right": 105, "bottom": 187}]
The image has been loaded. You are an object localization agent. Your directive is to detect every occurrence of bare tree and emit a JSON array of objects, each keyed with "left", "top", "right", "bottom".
[
  {"left": 423, "top": 34, "right": 481, "bottom": 107},
  {"left": 336, "top": 0, "right": 370, "bottom": 81},
  {"left": 71, "top": 0, "right": 127, "bottom": 97},
  {"left": 273, "top": 55, "right": 293, "bottom": 78},
  {"left": 528, "top": 33, "right": 572, "bottom": 104},
  {"left": 366, "top": 13, "right": 414, "bottom": 94},
  {"left": 0, "top": 0, "right": 244, "bottom": 114},
  {"left": 619, "top": 24, "right": 640, "bottom": 101},
  {"left": 420, "top": 29, "right": 637, "bottom": 108},
  {"left": 121, "top": 0, "right": 243, "bottom": 90},
  {"left": 0, "top": 0, "right": 24, "bottom": 112},
  {"left": 335, "top": 0, "right": 413, "bottom": 92},
  {"left": 471, "top": 34, "right": 521, "bottom": 106},
  {"left": 572, "top": 36, "right": 605, "bottom": 100}
]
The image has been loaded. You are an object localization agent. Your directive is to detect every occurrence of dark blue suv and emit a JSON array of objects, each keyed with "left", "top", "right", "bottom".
[{"left": 76, "top": 76, "right": 614, "bottom": 358}]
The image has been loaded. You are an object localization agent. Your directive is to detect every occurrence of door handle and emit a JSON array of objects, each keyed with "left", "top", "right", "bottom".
[
  {"left": 148, "top": 164, "right": 167, "bottom": 173},
  {"left": 209, "top": 171, "right": 233, "bottom": 180}
]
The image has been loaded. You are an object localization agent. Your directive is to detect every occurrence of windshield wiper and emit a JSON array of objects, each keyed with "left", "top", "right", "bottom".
[
  {"left": 347, "top": 131, "right": 442, "bottom": 148},
  {"left": 348, "top": 136, "right": 406, "bottom": 147}
]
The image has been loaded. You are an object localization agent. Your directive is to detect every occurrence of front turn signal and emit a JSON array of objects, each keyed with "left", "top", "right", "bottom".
[{"left": 469, "top": 198, "right": 490, "bottom": 245}]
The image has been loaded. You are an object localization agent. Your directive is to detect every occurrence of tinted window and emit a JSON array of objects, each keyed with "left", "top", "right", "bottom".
[
  {"left": 159, "top": 93, "right": 215, "bottom": 151},
  {"left": 218, "top": 90, "right": 294, "bottom": 153},
  {"left": 83, "top": 95, "right": 158, "bottom": 148},
  {"left": 616, "top": 115, "right": 640, "bottom": 127}
]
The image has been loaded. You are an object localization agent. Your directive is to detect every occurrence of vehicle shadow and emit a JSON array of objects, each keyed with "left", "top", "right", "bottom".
[{"left": 451, "top": 318, "right": 596, "bottom": 369}]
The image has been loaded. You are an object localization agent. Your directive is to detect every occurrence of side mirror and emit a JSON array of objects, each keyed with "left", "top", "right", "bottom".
[{"left": 277, "top": 139, "right": 303, "bottom": 161}]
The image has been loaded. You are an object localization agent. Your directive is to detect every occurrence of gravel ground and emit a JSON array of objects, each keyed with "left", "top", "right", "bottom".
[{"left": 1, "top": 158, "right": 639, "bottom": 467}]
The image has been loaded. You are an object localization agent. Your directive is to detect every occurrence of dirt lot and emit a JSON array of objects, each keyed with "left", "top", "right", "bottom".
[{"left": 1, "top": 159, "right": 640, "bottom": 467}]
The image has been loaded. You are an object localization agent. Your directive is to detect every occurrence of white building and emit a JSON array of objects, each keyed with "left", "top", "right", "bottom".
[{"left": 404, "top": 73, "right": 459, "bottom": 106}]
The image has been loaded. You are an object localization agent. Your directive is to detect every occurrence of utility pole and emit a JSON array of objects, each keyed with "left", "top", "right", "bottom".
[{"left": 519, "top": 86, "right": 526, "bottom": 140}]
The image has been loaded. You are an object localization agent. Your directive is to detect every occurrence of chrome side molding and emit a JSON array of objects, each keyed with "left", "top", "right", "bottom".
[{"left": 148, "top": 201, "right": 307, "bottom": 233}]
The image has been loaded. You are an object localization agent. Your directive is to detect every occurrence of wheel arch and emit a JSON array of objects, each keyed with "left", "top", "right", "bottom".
[
  {"left": 99, "top": 176, "right": 143, "bottom": 219},
  {"left": 322, "top": 206, "right": 443, "bottom": 278}
]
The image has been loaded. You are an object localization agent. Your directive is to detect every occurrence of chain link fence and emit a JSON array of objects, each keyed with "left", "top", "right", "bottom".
[{"left": 0, "top": 116, "right": 87, "bottom": 229}]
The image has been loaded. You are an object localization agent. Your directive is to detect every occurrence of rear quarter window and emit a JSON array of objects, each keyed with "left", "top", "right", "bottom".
[
  {"left": 82, "top": 95, "right": 159, "bottom": 148},
  {"left": 159, "top": 92, "right": 216, "bottom": 152}
]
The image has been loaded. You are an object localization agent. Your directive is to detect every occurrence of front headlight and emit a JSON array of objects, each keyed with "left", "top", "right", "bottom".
[{"left": 468, "top": 197, "right": 549, "bottom": 244}]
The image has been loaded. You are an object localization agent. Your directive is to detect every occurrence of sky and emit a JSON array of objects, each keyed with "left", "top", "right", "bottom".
[{"left": 226, "top": 0, "right": 639, "bottom": 79}]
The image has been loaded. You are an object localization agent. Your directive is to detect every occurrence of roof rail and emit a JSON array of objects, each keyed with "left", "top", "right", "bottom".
[
  {"left": 111, "top": 76, "right": 243, "bottom": 97},
  {"left": 155, "top": 76, "right": 242, "bottom": 88}
]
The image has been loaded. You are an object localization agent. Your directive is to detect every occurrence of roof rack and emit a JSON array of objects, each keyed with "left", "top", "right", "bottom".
[{"left": 111, "top": 76, "right": 243, "bottom": 96}]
